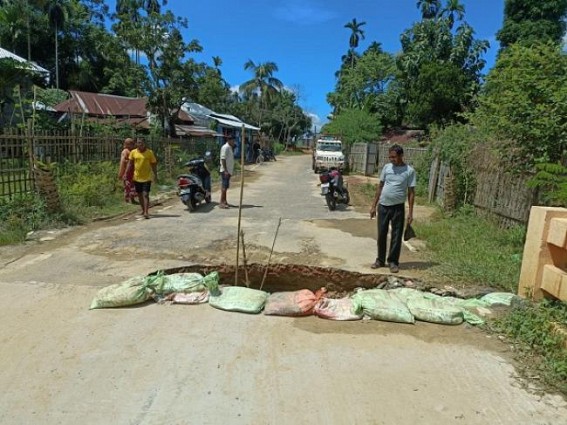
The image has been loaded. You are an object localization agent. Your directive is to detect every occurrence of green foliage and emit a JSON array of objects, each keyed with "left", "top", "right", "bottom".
[
  {"left": 428, "top": 124, "right": 492, "bottom": 206},
  {"left": 321, "top": 108, "right": 382, "bottom": 146},
  {"left": 496, "top": 0, "right": 567, "bottom": 49},
  {"left": 327, "top": 45, "right": 396, "bottom": 115},
  {"left": 0, "top": 194, "right": 49, "bottom": 244},
  {"left": 415, "top": 208, "right": 525, "bottom": 290},
  {"left": 57, "top": 161, "right": 120, "bottom": 210},
  {"left": 396, "top": 11, "right": 489, "bottom": 128},
  {"left": 473, "top": 42, "right": 567, "bottom": 170},
  {"left": 489, "top": 299, "right": 567, "bottom": 395},
  {"left": 405, "top": 61, "right": 469, "bottom": 128},
  {"left": 527, "top": 162, "right": 567, "bottom": 206}
]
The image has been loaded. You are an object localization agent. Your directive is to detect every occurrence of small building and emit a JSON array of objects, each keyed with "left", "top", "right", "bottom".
[{"left": 182, "top": 102, "right": 260, "bottom": 161}]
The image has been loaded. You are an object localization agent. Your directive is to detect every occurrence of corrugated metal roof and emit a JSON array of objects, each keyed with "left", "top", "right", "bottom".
[
  {"left": 210, "top": 115, "right": 260, "bottom": 131},
  {"left": 54, "top": 90, "right": 148, "bottom": 117},
  {"left": 175, "top": 125, "right": 222, "bottom": 137},
  {"left": 0, "top": 47, "right": 49, "bottom": 75}
]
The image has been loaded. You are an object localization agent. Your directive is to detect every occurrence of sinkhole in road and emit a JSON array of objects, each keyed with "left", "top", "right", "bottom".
[{"left": 156, "top": 263, "right": 392, "bottom": 295}]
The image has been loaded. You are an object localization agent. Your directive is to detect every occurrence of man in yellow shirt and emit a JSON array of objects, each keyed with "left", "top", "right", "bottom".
[{"left": 128, "top": 138, "right": 158, "bottom": 218}]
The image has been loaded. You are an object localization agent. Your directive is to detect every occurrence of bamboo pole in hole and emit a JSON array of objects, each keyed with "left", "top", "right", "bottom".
[
  {"left": 235, "top": 124, "right": 246, "bottom": 286},
  {"left": 240, "top": 230, "right": 250, "bottom": 287},
  {"left": 260, "top": 217, "right": 282, "bottom": 291}
]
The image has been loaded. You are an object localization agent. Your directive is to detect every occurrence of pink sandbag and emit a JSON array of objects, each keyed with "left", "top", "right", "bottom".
[
  {"left": 313, "top": 297, "right": 363, "bottom": 321},
  {"left": 165, "top": 290, "right": 209, "bottom": 304},
  {"left": 264, "top": 288, "right": 326, "bottom": 316}
]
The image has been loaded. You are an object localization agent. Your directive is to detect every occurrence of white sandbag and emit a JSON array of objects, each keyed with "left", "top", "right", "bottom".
[
  {"left": 209, "top": 286, "right": 268, "bottom": 314},
  {"left": 313, "top": 297, "right": 363, "bottom": 321},
  {"left": 90, "top": 276, "right": 153, "bottom": 309},
  {"left": 352, "top": 289, "right": 414, "bottom": 323}
]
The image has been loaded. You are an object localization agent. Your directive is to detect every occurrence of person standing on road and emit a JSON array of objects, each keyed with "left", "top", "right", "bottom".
[
  {"left": 369, "top": 144, "right": 416, "bottom": 273},
  {"left": 118, "top": 138, "right": 137, "bottom": 203},
  {"left": 219, "top": 136, "right": 236, "bottom": 209},
  {"left": 127, "top": 138, "right": 158, "bottom": 219}
]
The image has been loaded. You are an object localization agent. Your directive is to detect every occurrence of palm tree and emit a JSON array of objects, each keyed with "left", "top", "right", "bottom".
[
  {"left": 441, "top": 0, "right": 465, "bottom": 29},
  {"left": 240, "top": 60, "right": 283, "bottom": 127},
  {"left": 416, "top": 0, "right": 441, "bottom": 20},
  {"left": 344, "top": 18, "right": 366, "bottom": 68},
  {"left": 46, "top": 0, "right": 67, "bottom": 89},
  {"left": 143, "top": 0, "right": 167, "bottom": 14},
  {"left": 212, "top": 55, "right": 222, "bottom": 75}
]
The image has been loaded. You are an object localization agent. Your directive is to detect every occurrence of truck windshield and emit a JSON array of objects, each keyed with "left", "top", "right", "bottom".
[{"left": 318, "top": 143, "right": 342, "bottom": 152}]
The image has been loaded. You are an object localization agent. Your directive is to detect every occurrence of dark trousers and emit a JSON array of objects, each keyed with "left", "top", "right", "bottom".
[{"left": 377, "top": 203, "right": 405, "bottom": 266}]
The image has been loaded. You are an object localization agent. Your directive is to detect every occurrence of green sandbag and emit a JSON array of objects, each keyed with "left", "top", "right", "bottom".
[
  {"left": 146, "top": 271, "right": 220, "bottom": 296},
  {"left": 480, "top": 292, "right": 520, "bottom": 307},
  {"left": 389, "top": 287, "right": 426, "bottom": 304},
  {"left": 90, "top": 276, "right": 153, "bottom": 309},
  {"left": 209, "top": 286, "right": 269, "bottom": 314},
  {"left": 352, "top": 289, "right": 415, "bottom": 324},
  {"left": 406, "top": 297, "right": 464, "bottom": 325}
]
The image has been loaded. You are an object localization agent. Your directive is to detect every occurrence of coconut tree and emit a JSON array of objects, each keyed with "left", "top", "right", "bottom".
[
  {"left": 240, "top": 59, "right": 283, "bottom": 127},
  {"left": 441, "top": 0, "right": 465, "bottom": 29},
  {"left": 143, "top": 0, "right": 167, "bottom": 14},
  {"left": 344, "top": 18, "right": 366, "bottom": 68},
  {"left": 416, "top": 0, "right": 441, "bottom": 20},
  {"left": 46, "top": 0, "right": 67, "bottom": 89}
]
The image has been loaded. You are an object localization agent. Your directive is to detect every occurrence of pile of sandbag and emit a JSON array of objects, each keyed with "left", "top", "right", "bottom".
[
  {"left": 89, "top": 271, "right": 520, "bottom": 326},
  {"left": 89, "top": 271, "right": 220, "bottom": 309}
]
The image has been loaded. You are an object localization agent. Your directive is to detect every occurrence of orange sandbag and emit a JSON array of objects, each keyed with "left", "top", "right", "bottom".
[
  {"left": 313, "top": 297, "right": 363, "bottom": 321},
  {"left": 264, "top": 288, "right": 326, "bottom": 316}
]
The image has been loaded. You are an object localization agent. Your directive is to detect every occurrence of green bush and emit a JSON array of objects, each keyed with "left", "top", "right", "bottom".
[
  {"left": 57, "top": 161, "right": 117, "bottom": 208},
  {"left": 0, "top": 194, "right": 49, "bottom": 244},
  {"left": 489, "top": 300, "right": 567, "bottom": 395}
]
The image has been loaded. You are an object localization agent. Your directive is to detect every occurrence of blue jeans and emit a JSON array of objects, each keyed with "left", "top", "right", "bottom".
[{"left": 377, "top": 203, "right": 405, "bottom": 266}]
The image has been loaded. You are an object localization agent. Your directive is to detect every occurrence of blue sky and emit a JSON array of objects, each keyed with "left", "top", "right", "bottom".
[{"left": 108, "top": 0, "right": 505, "bottom": 129}]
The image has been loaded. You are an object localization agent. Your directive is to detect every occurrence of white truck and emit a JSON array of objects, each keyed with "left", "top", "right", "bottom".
[{"left": 312, "top": 137, "right": 345, "bottom": 173}]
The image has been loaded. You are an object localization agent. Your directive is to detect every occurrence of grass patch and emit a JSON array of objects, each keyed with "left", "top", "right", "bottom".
[
  {"left": 487, "top": 300, "right": 567, "bottom": 395},
  {"left": 415, "top": 206, "right": 524, "bottom": 291}
]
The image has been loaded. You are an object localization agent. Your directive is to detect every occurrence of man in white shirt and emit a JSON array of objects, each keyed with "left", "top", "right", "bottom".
[
  {"left": 219, "top": 136, "right": 236, "bottom": 209},
  {"left": 369, "top": 144, "right": 416, "bottom": 273}
]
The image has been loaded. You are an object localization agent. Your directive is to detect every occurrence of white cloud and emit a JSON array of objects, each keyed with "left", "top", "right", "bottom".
[
  {"left": 308, "top": 112, "right": 327, "bottom": 132},
  {"left": 273, "top": 0, "right": 337, "bottom": 25}
]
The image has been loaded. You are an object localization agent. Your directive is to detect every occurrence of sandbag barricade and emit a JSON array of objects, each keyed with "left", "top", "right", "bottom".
[{"left": 90, "top": 271, "right": 514, "bottom": 328}]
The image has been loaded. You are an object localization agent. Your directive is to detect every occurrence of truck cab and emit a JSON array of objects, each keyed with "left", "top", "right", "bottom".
[{"left": 312, "top": 137, "right": 344, "bottom": 173}]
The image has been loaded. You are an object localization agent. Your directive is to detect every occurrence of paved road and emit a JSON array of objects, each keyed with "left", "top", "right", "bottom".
[{"left": 0, "top": 154, "right": 565, "bottom": 425}]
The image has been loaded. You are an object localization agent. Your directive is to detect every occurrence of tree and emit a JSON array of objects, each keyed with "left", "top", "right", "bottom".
[
  {"left": 240, "top": 60, "right": 283, "bottom": 127},
  {"left": 46, "top": 0, "right": 68, "bottom": 89},
  {"left": 394, "top": 3, "right": 488, "bottom": 128},
  {"left": 405, "top": 61, "right": 468, "bottom": 127},
  {"left": 321, "top": 108, "right": 382, "bottom": 146},
  {"left": 441, "top": 0, "right": 465, "bottom": 29},
  {"left": 114, "top": 9, "right": 204, "bottom": 135},
  {"left": 344, "top": 18, "right": 366, "bottom": 68},
  {"left": 473, "top": 42, "right": 567, "bottom": 170},
  {"left": 416, "top": 0, "right": 441, "bottom": 20},
  {"left": 327, "top": 44, "right": 395, "bottom": 114},
  {"left": 496, "top": 0, "right": 567, "bottom": 50}
]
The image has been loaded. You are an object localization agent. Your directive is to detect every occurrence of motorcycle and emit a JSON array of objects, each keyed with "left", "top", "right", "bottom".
[
  {"left": 262, "top": 147, "right": 277, "bottom": 161},
  {"left": 177, "top": 152, "right": 212, "bottom": 211},
  {"left": 319, "top": 168, "right": 349, "bottom": 211}
]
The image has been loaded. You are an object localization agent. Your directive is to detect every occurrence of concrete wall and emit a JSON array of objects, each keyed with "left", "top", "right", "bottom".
[{"left": 518, "top": 206, "right": 567, "bottom": 301}]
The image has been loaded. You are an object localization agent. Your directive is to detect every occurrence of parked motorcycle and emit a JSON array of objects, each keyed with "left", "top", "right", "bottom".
[
  {"left": 177, "top": 152, "right": 212, "bottom": 211},
  {"left": 262, "top": 147, "right": 277, "bottom": 161},
  {"left": 319, "top": 168, "right": 349, "bottom": 211}
]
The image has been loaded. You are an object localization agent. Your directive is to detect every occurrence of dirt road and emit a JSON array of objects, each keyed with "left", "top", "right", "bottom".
[{"left": 0, "top": 154, "right": 565, "bottom": 425}]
